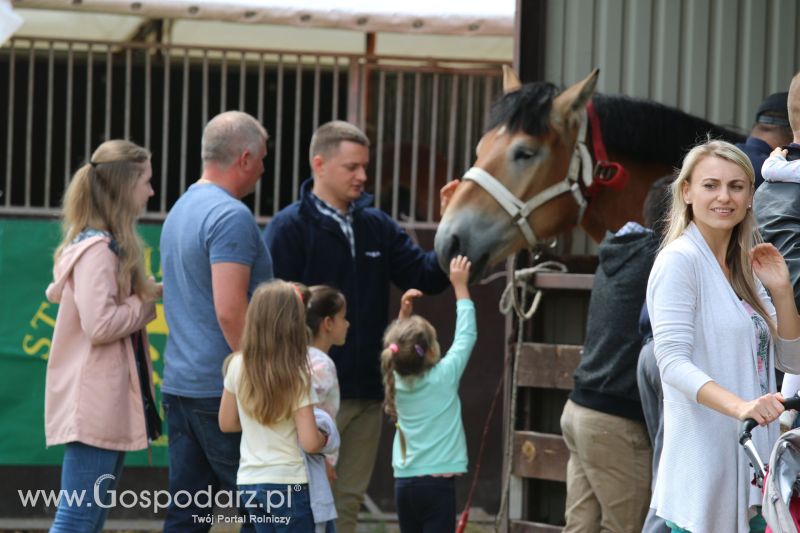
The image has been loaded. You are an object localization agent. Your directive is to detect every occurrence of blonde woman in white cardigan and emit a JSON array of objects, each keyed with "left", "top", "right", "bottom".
[{"left": 647, "top": 140, "right": 800, "bottom": 533}]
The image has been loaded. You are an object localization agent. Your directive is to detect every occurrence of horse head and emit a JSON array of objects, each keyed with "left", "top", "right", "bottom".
[{"left": 435, "top": 68, "right": 600, "bottom": 281}]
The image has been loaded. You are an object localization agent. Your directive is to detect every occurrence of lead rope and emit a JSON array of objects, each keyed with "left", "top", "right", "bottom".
[
  {"left": 456, "top": 253, "right": 567, "bottom": 533},
  {"left": 499, "top": 257, "right": 568, "bottom": 320}
]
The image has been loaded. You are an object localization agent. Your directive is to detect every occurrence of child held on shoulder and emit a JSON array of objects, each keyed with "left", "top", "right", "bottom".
[
  {"left": 761, "top": 80, "right": 800, "bottom": 426},
  {"left": 761, "top": 85, "right": 800, "bottom": 418},
  {"left": 381, "top": 255, "right": 477, "bottom": 533},
  {"left": 762, "top": 81, "right": 800, "bottom": 183},
  {"left": 219, "top": 280, "right": 336, "bottom": 532},
  {"left": 762, "top": 145, "right": 800, "bottom": 183}
]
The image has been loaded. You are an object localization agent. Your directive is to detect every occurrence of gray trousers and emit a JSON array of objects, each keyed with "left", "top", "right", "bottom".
[{"left": 637, "top": 340, "right": 670, "bottom": 533}]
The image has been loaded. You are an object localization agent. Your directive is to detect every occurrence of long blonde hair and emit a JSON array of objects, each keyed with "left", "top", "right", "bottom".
[
  {"left": 232, "top": 280, "right": 310, "bottom": 425},
  {"left": 662, "top": 139, "right": 773, "bottom": 331},
  {"left": 55, "top": 139, "right": 155, "bottom": 300},
  {"left": 380, "top": 315, "right": 440, "bottom": 461}
]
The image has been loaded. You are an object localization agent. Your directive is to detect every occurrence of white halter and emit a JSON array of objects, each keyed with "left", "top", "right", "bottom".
[{"left": 462, "top": 110, "right": 594, "bottom": 248}]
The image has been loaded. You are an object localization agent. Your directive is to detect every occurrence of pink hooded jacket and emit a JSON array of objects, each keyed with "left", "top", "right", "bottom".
[{"left": 45, "top": 235, "right": 157, "bottom": 451}]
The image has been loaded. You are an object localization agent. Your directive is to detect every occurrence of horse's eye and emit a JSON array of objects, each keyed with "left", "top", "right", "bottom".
[{"left": 514, "top": 148, "right": 536, "bottom": 162}]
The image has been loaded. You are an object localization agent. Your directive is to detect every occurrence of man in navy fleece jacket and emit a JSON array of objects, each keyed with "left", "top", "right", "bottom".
[{"left": 263, "top": 120, "right": 456, "bottom": 532}]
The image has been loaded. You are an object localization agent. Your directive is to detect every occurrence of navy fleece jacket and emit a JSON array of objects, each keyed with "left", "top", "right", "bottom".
[{"left": 263, "top": 179, "right": 450, "bottom": 400}]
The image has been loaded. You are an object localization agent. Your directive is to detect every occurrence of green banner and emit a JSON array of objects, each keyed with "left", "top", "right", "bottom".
[{"left": 0, "top": 218, "right": 169, "bottom": 466}]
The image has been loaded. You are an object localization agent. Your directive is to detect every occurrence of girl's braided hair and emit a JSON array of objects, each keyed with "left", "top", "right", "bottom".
[{"left": 380, "top": 315, "right": 439, "bottom": 462}]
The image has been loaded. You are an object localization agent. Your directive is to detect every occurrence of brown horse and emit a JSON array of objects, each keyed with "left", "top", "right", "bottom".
[{"left": 434, "top": 68, "right": 745, "bottom": 280}]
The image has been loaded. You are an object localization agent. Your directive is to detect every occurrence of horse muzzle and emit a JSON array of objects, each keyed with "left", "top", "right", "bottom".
[{"left": 434, "top": 210, "right": 504, "bottom": 283}]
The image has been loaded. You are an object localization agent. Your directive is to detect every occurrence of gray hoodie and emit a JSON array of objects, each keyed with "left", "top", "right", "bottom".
[{"left": 570, "top": 228, "right": 659, "bottom": 421}]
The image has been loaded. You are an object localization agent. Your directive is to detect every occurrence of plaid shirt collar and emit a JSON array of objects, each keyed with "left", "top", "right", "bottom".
[
  {"left": 615, "top": 221, "right": 650, "bottom": 237},
  {"left": 310, "top": 193, "right": 356, "bottom": 257}
]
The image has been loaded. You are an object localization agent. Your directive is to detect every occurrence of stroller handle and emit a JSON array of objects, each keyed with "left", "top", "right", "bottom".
[{"left": 739, "top": 394, "right": 800, "bottom": 444}]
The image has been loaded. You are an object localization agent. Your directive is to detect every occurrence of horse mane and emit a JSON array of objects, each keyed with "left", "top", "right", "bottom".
[
  {"left": 488, "top": 82, "right": 560, "bottom": 136},
  {"left": 592, "top": 93, "right": 746, "bottom": 166},
  {"left": 488, "top": 83, "right": 747, "bottom": 168}
]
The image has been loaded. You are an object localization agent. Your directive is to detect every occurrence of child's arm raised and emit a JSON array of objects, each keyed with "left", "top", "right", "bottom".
[
  {"left": 219, "top": 389, "right": 241, "bottom": 433},
  {"left": 398, "top": 288, "right": 423, "bottom": 319},
  {"left": 295, "top": 405, "right": 328, "bottom": 454},
  {"left": 438, "top": 256, "right": 477, "bottom": 381},
  {"left": 450, "top": 255, "right": 471, "bottom": 300}
]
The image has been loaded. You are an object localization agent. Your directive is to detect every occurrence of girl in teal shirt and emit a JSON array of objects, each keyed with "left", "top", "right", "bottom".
[{"left": 381, "top": 255, "right": 477, "bottom": 532}]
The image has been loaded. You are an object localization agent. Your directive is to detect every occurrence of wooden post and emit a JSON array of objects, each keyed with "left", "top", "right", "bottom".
[{"left": 514, "top": 0, "right": 547, "bottom": 82}]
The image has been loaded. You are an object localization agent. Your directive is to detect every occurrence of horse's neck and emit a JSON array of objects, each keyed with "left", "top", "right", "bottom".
[
  {"left": 592, "top": 94, "right": 744, "bottom": 165},
  {"left": 580, "top": 154, "right": 672, "bottom": 242},
  {"left": 581, "top": 96, "right": 715, "bottom": 242}
]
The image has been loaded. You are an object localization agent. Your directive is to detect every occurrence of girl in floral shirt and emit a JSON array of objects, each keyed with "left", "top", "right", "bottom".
[{"left": 296, "top": 284, "right": 348, "bottom": 481}]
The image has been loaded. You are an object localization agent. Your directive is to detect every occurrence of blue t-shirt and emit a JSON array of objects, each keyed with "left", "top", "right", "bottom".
[{"left": 161, "top": 183, "right": 273, "bottom": 397}]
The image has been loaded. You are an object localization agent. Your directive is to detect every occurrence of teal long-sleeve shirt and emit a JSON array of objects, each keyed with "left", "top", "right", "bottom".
[{"left": 392, "top": 299, "right": 478, "bottom": 478}]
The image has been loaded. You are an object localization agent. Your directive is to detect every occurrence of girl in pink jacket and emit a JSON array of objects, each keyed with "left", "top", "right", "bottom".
[{"left": 46, "top": 140, "right": 161, "bottom": 533}]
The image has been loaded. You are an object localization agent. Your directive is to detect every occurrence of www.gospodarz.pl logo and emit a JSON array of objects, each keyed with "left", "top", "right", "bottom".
[{"left": 17, "top": 475, "right": 299, "bottom": 515}]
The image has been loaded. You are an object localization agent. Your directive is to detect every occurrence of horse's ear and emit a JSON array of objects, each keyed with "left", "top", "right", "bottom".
[
  {"left": 552, "top": 69, "right": 600, "bottom": 126},
  {"left": 502, "top": 65, "right": 522, "bottom": 93}
]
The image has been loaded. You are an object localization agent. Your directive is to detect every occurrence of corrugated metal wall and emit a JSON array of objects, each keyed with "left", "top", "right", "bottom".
[
  {"left": 543, "top": 0, "right": 800, "bottom": 256},
  {"left": 510, "top": 3, "right": 800, "bottom": 528}
]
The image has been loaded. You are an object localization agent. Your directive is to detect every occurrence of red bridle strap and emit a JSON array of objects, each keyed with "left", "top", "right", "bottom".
[{"left": 585, "top": 100, "right": 629, "bottom": 196}]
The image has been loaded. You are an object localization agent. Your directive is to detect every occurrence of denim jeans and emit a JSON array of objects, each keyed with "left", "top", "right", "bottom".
[
  {"left": 162, "top": 393, "right": 254, "bottom": 533},
  {"left": 239, "top": 483, "right": 315, "bottom": 532},
  {"left": 395, "top": 476, "right": 455, "bottom": 533},
  {"left": 49, "top": 441, "right": 125, "bottom": 533},
  {"left": 637, "top": 341, "right": 670, "bottom": 533}
]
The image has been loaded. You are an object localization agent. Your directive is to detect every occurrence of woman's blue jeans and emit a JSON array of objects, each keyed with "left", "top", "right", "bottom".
[{"left": 49, "top": 441, "right": 125, "bottom": 533}]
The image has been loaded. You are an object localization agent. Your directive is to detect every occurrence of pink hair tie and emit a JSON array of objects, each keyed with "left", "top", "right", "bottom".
[
  {"left": 389, "top": 343, "right": 399, "bottom": 354},
  {"left": 292, "top": 284, "right": 304, "bottom": 304}
]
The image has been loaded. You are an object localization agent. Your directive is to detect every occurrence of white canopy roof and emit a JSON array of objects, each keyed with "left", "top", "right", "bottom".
[
  {"left": 10, "top": 0, "right": 515, "bottom": 36},
  {"left": 2, "top": 0, "right": 23, "bottom": 42}
]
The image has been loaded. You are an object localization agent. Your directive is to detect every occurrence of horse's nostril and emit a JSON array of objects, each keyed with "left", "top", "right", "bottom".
[{"left": 449, "top": 234, "right": 461, "bottom": 261}]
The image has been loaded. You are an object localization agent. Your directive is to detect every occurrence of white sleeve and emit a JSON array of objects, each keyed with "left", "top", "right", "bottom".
[
  {"left": 762, "top": 155, "right": 800, "bottom": 183},
  {"left": 780, "top": 372, "right": 800, "bottom": 427},
  {"left": 781, "top": 373, "right": 800, "bottom": 399},
  {"left": 223, "top": 354, "right": 240, "bottom": 393},
  {"left": 647, "top": 248, "right": 713, "bottom": 402}
]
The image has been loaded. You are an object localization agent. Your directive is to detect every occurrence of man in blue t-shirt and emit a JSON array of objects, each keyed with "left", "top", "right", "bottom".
[{"left": 160, "top": 111, "right": 273, "bottom": 532}]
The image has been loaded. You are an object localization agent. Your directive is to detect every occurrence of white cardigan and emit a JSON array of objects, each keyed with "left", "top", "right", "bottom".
[{"left": 647, "top": 223, "right": 800, "bottom": 533}]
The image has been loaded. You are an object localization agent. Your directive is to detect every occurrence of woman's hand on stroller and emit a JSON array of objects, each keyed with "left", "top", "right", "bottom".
[{"left": 737, "top": 393, "right": 786, "bottom": 426}]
